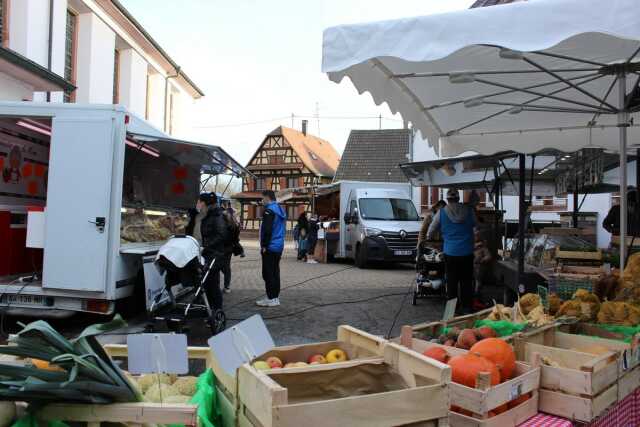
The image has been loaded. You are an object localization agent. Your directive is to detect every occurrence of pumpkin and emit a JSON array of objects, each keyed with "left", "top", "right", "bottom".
[
  {"left": 492, "top": 404, "right": 509, "bottom": 415},
  {"left": 470, "top": 338, "right": 516, "bottom": 381},
  {"left": 423, "top": 346, "right": 449, "bottom": 363},
  {"left": 448, "top": 353, "right": 500, "bottom": 388},
  {"left": 456, "top": 329, "right": 477, "bottom": 350},
  {"left": 474, "top": 326, "right": 497, "bottom": 340},
  {"left": 508, "top": 392, "right": 531, "bottom": 409}
]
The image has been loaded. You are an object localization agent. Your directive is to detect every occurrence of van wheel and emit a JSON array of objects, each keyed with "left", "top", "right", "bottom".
[{"left": 355, "top": 244, "right": 367, "bottom": 269}]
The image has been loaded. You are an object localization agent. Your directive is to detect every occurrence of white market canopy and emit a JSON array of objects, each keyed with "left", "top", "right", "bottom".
[
  {"left": 322, "top": 0, "right": 640, "bottom": 157},
  {"left": 322, "top": 0, "right": 640, "bottom": 270}
]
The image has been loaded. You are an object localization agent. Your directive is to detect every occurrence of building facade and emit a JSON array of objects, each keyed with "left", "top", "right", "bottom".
[
  {"left": 234, "top": 124, "right": 340, "bottom": 231},
  {"left": 0, "top": 0, "right": 203, "bottom": 137}
]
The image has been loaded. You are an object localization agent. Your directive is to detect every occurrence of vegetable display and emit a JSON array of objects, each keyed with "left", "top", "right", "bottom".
[{"left": 0, "top": 316, "right": 141, "bottom": 404}]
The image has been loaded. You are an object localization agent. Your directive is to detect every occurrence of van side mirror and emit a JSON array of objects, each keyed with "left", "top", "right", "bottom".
[
  {"left": 343, "top": 212, "right": 351, "bottom": 224},
  {"left": 351, "top": 211, "right": 359, "bottom": 224}
]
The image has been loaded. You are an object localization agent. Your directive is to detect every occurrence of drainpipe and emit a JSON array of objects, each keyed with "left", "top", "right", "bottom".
[
  {"left": 163, "top": 67, "right": 180, "bottom": 133},
  {"left": 46, "top": 0, "right": 54, "bottom": 102}
]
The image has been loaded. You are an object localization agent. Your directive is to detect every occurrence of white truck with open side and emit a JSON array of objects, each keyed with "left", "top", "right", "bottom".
[
  {"left": 0, "top": 101, "right": 248, "bottom": 318},
  {"left": 313, "top": 181, "right": 422, "bottom": 267}
]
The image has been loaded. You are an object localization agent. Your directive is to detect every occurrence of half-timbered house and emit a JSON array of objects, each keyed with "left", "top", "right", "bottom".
[{"left": 233, "top": 123, "right": 340, "bottom": 231}]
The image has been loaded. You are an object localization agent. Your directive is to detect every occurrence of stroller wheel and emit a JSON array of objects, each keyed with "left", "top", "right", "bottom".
[{"left": 208, "top": 309, "right": 226, "bottom": 335}]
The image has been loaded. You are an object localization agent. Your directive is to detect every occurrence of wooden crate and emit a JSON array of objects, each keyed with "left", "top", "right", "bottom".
[
  {"left": 237, "top": 342, "right": 450, "bottom": 427},
  {"left": 538, "top": 386, "right": 618, "bottom": 423},
  {"left": 448, "top": 392, "right": 539, "bottom": 427},
  {"left": 513, "top": 337, "right": 618, "bottom": 422},
  {"left": 558, "top": 323, "right": 640, "bottom": 375},
  {"left": 211, "top": 325, "right": 386, "bottom": 404},
  {"left": 397, "top": 328, "right": 540, "bottom": 425},
  {"left": 35, "top": 344, "right": 212, "bottom": 427},
  {"left": 555, "top": 249, "right": 602, "bottom": 261}
]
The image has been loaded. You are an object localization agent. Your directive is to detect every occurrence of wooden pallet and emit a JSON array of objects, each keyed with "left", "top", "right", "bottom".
[
  {"left": 237, "top": 342, "right": 450, "bottom": 427},
  {"left": 35, "top": 344, "right": 212, "bottom": 427},
  {"left": 210, "top": 325, "right": 387, "bottom": 409},
  {"left": 399, "top": 327, "right": 540, "bottom": 426}
]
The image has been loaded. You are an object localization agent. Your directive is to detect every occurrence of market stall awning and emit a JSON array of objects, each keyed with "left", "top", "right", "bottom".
[
  {"left": 322, "top": 0, "right": 640, "bottom": 157},
  {"left": 401, "top": 149, "right": 634, "bottom": 196},
  {"left": 323, "top": 0, "right": 640, "bottom": 269},
  {"left": 126, "top": 133, "right": 252, "bottom": 178}
]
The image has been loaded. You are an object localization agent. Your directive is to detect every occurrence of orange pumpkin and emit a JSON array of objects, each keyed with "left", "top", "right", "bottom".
[
  {"left": 508, "top": 392, "right": 531, "bottom": 409},
  {"left": 470, "top": 338, "right": 516, "bottom": 381},
  {"left": 448, "top": 353, "right": 500, "bottom": 388},
  {"left": 423, "top": 346, "right": 449, "bottom": 363}
]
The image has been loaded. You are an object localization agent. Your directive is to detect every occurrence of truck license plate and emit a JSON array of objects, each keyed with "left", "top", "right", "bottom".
[
  {"left": 394, "top": 250, "right": 413, "bottom": 256},
  {"left": 0, "top": 295, "right": 45, "bottom": 306}
]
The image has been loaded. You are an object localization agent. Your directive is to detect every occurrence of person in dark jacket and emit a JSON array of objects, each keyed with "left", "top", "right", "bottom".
[
  {"left": 257, "top": 190, "right": 286, "bottom": 307},
  {"left": 221, "top": 207, "right": 242, "bottom": 293},
  {"left": 306, "top": 214, "right": 319, "bottom": 263},
  {"left": 603, "top": 190, "right": 638, "bottom": 236},
  {"left": 296, "top": 212, "right": 309, "bottom": 261},
  {"left": 199, "top": 192, "right": 230, "bottom": 310}
]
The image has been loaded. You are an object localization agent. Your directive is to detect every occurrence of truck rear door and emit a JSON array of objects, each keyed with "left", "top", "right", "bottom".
[{"left": 43, "top": 118, "right": 114, "bottom": 292}]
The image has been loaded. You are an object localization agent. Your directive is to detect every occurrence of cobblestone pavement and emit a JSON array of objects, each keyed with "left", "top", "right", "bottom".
[
  {"left": 25, "top": 243, "right": 444, "bottom": 347},
  {"left": 185, "top": 245, "right": 445, "bottom": 346}
]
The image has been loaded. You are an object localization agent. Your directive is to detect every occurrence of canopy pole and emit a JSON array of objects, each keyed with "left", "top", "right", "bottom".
[
  {"left": 573, "top": 165, "right": 579, "bottom": 228},
  {"left": 619, "top": 72, "right": 629, "bottom": 272},
  {"left": 517, "top": 153, "right": 526, "bottom": 294}
]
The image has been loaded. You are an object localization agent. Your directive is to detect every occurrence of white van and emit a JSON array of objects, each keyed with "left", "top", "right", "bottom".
[
  {"left": 0, "top": 101, "right": 247, "bottom": 318},
  {"left": 316, "top": 181, "right": 422, "bottom": 268}
]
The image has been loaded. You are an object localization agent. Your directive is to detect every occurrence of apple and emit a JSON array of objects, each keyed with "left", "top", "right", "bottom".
[
  {"left": 325, "top": 349, "right": 348, "bottom": 363},
  {"left": 308, "top": 354, "right": 327, "bottom": 365},
  {"left": 252, "top": 361, "right": 270, "bottom": 371},
  {"left": 266, "top": 356, "right": 283, "bottom": 369}
]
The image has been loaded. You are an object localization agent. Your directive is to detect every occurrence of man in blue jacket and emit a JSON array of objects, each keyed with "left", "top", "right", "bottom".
[
  {"left": 257, "top": 190, "right": 286, "bottom": 307},
  {"left": 427, "top": 188, "right": 476, "bottom": 314}
]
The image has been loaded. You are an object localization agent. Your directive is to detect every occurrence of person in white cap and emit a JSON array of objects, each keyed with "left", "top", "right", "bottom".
[{"left": 427, "top": 189, "right": 477, "bottom": 314}]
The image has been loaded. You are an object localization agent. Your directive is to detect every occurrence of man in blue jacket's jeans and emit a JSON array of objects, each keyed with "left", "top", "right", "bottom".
[{"left": 257, "top": 190, "right": 287, "bottom": 307}]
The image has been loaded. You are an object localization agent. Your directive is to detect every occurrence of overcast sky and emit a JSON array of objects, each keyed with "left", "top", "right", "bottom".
[{"left": 121, "top": 0, "right": 474, "bottom": 165}]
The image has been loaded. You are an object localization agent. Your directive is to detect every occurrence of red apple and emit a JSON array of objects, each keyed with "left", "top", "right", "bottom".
[
  {"left": 308, "top": 354, "right": 327, "bottom": 364},
  {"left": 266, "top": 356, "right": 283, "bottom": 369}
]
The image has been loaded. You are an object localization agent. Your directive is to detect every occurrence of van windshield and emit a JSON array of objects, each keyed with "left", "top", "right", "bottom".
[{"left": 359, "top": 198, "right": 420, "bottom": 221}]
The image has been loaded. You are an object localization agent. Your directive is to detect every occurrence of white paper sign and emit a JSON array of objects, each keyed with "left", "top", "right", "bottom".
[
  {"left": 127, "top": 333, "right": 189, "bottom": 375},
  {"left": 442, "top": 298, "right": 457, "bottom": 321},
  {"left": 208, "top": 314, "right": 274, "bottom": 377}
]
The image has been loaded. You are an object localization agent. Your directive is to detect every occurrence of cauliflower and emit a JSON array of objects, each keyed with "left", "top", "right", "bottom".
[
  {"left": 137, "top": 373, "right": 172, "bottom": 393},
  {"left": 144, "top": 383, "right": 178, "bottom": 403},
  {"left": 172, "top": 376, "right": 198, "bottom": 397}
]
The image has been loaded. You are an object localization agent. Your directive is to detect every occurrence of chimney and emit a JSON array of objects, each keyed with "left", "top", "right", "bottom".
[{"left": 301, "top": 119, "right": 308, "bottom": 136}]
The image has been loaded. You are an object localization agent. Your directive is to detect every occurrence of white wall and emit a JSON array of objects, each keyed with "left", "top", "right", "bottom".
[
  {"left": 0, "top": 73, "right": 34, "bottom": 101},
  {"left": 118, "top": 48, "right": 147, "bottom": 116},
  {"left": 9, "top": 0, "right": 49, "bottom": 66},
  {"left": 146, "top": 71, "right": 166, "bottom": 130},
  {"left": 75, "top": 13, "right": 115, "bottom": 104}
]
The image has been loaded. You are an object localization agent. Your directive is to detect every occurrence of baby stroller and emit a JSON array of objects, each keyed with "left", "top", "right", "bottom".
[
  {"left": 152, "top": 235, "right": 226, "bottom": 335},
  {"left": 413, "top": 242, "right": 447, "bottom": 305}
]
